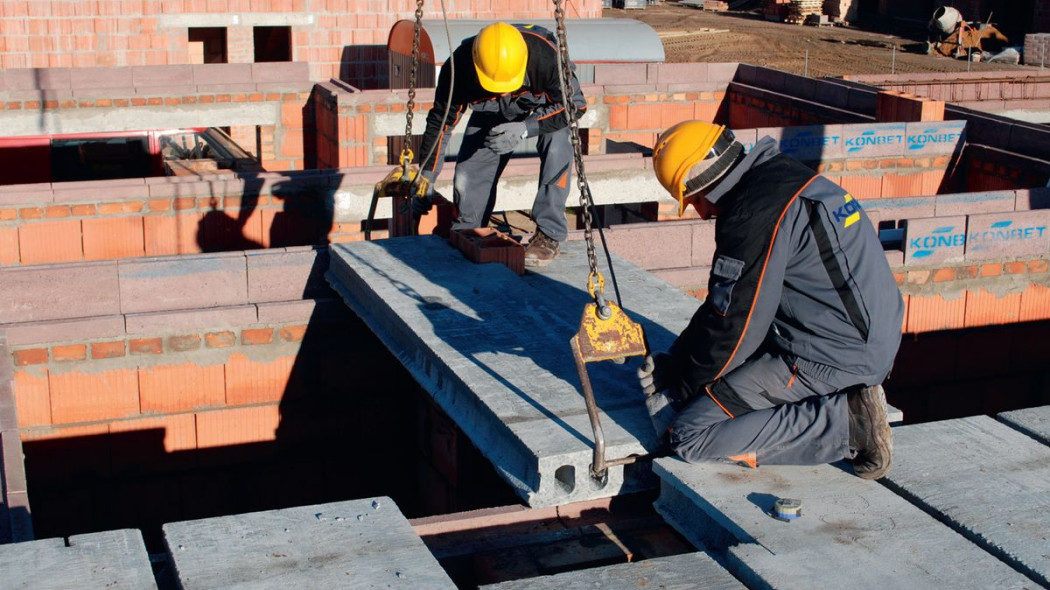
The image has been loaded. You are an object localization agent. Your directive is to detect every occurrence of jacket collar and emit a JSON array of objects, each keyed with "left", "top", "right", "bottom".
[{"left": 704, "top": 135, "right": 781, "bottom": 204}]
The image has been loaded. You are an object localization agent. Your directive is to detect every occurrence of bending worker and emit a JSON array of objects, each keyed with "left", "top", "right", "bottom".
[
  {"left": 639, "top": 121, "right": 904, "bottom": 480},
  {"left": 415, "top": 22, "right": 586, "bottom": 267}
]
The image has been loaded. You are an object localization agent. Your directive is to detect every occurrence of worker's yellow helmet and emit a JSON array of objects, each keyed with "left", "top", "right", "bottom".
[
  {"left": 473, "top": 22, "right": 528, "bottom": 93},
  {"left": 653, "top": 120, "right": 741, "bottom": 216}
]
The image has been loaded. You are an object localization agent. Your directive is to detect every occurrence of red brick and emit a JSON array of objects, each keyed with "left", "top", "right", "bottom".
[
  {"left": 1031, "top": 259, "right": 1049, "bottom": 274},
  {"left": 1020, "top": 284, "right": 1050, "bottom": 322},
  {"left": 109, "top": 413, "right": 196, "bottom": 453},
  {"left": 45, "top": 205, "right": 71, "bottom": 218},
  {"left": 147, "top": 199, "right": 171, "bottom": 212},
  {"left": 91, "top": 341, "right": 126, "bottom": 359},
  {"left": 907, "top": 294, "right": 965, "bottom": 333},
  {"left": 195, "top": 404, "right": 280, "bottom": 448},
  {"left": 932, "top": 268, "right": 955, "bottom": 282},
  {"left": 71, "top": 204, "right": 97, "bottom": 216},
  {"left": 139, "top": 363, "right": 226, "bottom": 413},
  {"left": 205, "top": 331, "right": 236, "bottom": 348},
  {"left": 129, "top": 338, "right": 163, "bottom": 355},
  {"left": 167, "top": 334, "right": 202, "bottom": 352},
  {"left": 1005, "top": 261, "right": 1028, "bottom": 275},
  {"left": 0, "top": 226, "right": 19, "bottom": 265},
  {"left": 18, "top": 219, "right": 83, "bottom": 264},
  {"left": 13, "top": 370, "right": 51, "bottom": 427},
  {"left": 13, "top": 348, "right": 48, "bottom": 366},
  {"left": 241, "top": 328, "right": 273, "bottom": 345},
  {"left": 82, "top": 216, "right": 145, "bottom": 260},
  {"left": 20, "top": 207, "right": 43, "bottom": 220},
  {"left": 49, "top": 368, "right": 140, "bottom": 424},
  {"left": 225, "top": 353, "right": 294, "bottom": 405},
  {"left": 964, "top": 288, "right": 1021, "bottom": 328},
  {"left": 279, "top": 325, "right": 307, "bottom": 342},
  {"left": 979, "top": 263, "right": 1002, "bottom": 277},
  {"left": 52, "top": 344, "right": 87, "bottom": 362},
  {"left": 97, "top": 202, "right": 144, "bottom": 215},
  {"left": 143, "top": 212, "right": 205, "bottom": 256}
]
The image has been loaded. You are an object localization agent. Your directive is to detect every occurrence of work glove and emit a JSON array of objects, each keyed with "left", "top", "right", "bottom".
[
  {"left": 485, "top": 121, "right": 528, "bottom": 155},
  {"left": 637, "top": 352, "right": 679, "bottom": 398},
  {"left": 410, "top": 170, "right": 436, "bottom": 217}
]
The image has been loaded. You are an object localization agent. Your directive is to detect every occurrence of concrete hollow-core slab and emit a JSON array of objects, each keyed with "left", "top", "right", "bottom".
[
  {"left": 998, "top": 405, "right": 1050, "bottom": 446},
  {"left": 163, "top": 497, "right": 456, "bottom": 590},
  {"left": 327, "top": 237, "right": 697, "bottom": 506},
  {"left": 653, "top": 456, "right": 1037, "bottom": 589},
  {"left": 0, "top": 529, "right": 158, "bottom": 590}
]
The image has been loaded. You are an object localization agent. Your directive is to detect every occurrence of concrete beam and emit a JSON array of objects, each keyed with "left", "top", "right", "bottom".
[
  {"left": 327, "top": 238, "right": 695, "bottom": 506},
  {"left": 479, "top": 552, "right": 744, "bottom": 589},
  {"left": 885, "top": 415, "right": 1050, "bottom": 587},
  {"left": 997, "top": 405, "right": 1050, "bottom": 446},
  {"left": 0, "top": 529, "right": 157, "bottom": 590},
  {"left": 163, "top": 497, "right": 456, "bottom": 590},
  {"left": 1, "top": 102, "right": 280, "bottom": 137},
  {"left": 653, "top": 456, "right": 1035, "bottom": 589}
]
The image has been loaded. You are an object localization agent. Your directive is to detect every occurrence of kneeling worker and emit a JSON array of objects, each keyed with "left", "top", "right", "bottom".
[
  {"left": 639, "top": 121, "right": 904, "bottom": 479},
  {"left": 415, "top": 22, "right": 586, "bottom": 267}
]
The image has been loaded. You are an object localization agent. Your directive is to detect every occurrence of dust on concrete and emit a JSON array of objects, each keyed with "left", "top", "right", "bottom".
[{"left": 605, "top": 4, "right": 1033, "bottom": 78}]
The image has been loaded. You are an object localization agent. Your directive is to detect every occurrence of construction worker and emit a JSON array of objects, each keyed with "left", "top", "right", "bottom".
[
  {"left": 639, "top": 121, "right": 905, "bottom": 480},
  {"left": 414, "top": 22, "right": 586, "bottom": 267}
]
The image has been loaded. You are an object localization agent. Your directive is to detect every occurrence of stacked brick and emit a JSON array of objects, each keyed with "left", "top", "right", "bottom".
[
  {"left": 1023, "top": 34, "right": 1050, "bottom": 68},
  {"left": 763, "top": 0, "right": 823, "bottom": 23}
]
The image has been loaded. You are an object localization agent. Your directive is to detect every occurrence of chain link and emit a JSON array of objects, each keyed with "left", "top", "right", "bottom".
[
  {"left": 402, "top": 0, "right": 426, "bottom": 168},
  {"left": 552, "top": 0, "right": 601, "bottom": 298}
]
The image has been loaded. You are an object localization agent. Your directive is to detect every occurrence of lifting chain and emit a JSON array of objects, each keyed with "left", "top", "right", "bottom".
[
  {"left": 402, "top": 0, "right": 426, "bottom": 174},
  {"left": 552, "top": 0, "right": 605, "bottom": 307}
]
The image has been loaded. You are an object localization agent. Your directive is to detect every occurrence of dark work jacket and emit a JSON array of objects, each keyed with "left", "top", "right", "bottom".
[
  {"left": 673, "top": 137, "right": 904, "bottom": 417},
  {"left": 417, "top": 23, "right": 587, "bottom": 174}
]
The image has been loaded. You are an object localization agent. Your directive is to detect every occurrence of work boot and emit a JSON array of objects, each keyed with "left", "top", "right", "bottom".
[
  {"left": 847, "top": 384, "right": 893, "bottom": 480},
  {"left": 524, "top": 230, "right": 560, "bottom": 267}
]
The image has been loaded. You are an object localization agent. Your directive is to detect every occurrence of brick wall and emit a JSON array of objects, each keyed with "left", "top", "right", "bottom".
[{"left": 0, "top": 0, "right": 602, "bottom": 86}]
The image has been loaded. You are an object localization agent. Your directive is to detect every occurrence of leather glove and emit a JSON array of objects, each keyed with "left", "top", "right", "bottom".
[
  {"left": 484, "top": 121, "right": 528, "bottom": 155},
  {"left": 637, "top": 352, "right": 678, "bottom": 398},
  {"left": 411, "top": 170, "right": 436, "bottom": 217}
]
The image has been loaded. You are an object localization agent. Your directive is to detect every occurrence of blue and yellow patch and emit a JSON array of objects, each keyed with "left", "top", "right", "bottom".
[{"left": 832, "top": 193, "right": 861, "bottom": 228}]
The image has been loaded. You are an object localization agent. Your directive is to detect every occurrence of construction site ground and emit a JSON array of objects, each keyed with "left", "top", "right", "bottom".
[{"left": 607, "top": 3, "right": 1032, "bottom": 78}]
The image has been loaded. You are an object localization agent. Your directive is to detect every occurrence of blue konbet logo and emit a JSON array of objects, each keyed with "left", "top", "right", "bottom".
[
  {"left": 968, "top": 220, "right": 1048, "bottom": 250},
  {"left": 910, "top": 225, "right": 965, "bottom": 258},
  {"left": 845, "top": 129, "right": 905, "bottom": 154},
  {"left": 907, "top": 128, "right": 962, "bottom": 151}
]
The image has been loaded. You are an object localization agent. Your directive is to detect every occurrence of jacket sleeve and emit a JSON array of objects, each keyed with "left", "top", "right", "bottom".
[
  {"left": 418, "top": 56, "right": 466, "bottom": 176},
  {"left": 672, "top": 198, "right": 803, "bottom": 400},
  {"left": 524, "top": 53, "right": 587, "bottom": 138}
]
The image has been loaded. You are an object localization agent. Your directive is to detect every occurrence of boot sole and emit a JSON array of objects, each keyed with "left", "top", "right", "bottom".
[{"left": 854, "top": 384, "right": 893, "bottom": 480}]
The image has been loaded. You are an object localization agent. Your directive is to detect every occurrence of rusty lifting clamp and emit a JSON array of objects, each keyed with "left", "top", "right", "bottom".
[
  {"left": 570, "top": 273, "right": 649, "bottom": 485},
  {"left": 364, "top": 148, "right": 430, "bottom": 240}
]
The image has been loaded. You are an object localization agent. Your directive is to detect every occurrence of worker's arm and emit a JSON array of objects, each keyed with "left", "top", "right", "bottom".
[
  {"left": 418, "top": 53, "right": 466, "bottom": 178},
  {"left": 671, "top": 196, "right": 803, "bottom": 402},
  {"left": 522, "top": 42, "right": 587, "bottom": 138}
]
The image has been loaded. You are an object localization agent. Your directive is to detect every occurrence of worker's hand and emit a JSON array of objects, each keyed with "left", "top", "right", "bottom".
[
  {"left": 637, "top": 353, "right": 677, "bottom": 397},
  {"left": 485, "top": 121, "right": 528, "bottom": 155}
]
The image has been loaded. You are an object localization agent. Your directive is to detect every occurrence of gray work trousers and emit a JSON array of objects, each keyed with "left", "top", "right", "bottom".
[
  {"left": 670, "top": 352, "right": 856, "bottom": 466},
  {"left": 452, "top": 113, "right": 572, "bottom": 242}
]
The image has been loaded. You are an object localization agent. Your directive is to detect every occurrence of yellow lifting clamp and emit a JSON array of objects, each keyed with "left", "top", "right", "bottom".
[
  {"left": 365, "top": 149, "right": 430, "bottom": 240},
  {"left": 570, "top": 272, "right": 649, "bottom": 485}
]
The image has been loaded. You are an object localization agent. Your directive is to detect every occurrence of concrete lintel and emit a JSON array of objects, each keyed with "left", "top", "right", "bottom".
[
  {"left": 370, "top": 105, "right": 604, "bottom": 137},
  {"left": 157, "top": 12, "right": 316, "bottom": 28},
  {"left": 163, "top": 497, "right": 456, "bottom": 590},
  {"left": 1, "top": 102, "right": 279, "bottom": 137},
  {"left": 997, "top": 405, "right": 1050, "bottom": 446},
  {"left": 886, "top": 416, "right": 1050, "bottom": 587},
  {"left": 0, "top": 529, "right": 157, "bottom": 589},
  {"left": 480, "top": 551, "right": 744, "bottom": 589},
  {"left": 327, "top": 238, "right": 696, "bottom": 506},
  {"left": 653, "top": 456, "right": 1036, "bottom": 589}
]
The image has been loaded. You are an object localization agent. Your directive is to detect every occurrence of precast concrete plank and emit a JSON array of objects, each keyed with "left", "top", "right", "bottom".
[
  {"left": 163, "top": 497, "right": 456, "bottom": 590},
  {"left": 998, "top": 405, "right": 1050, "bottom": 446},
  {"left": 479, "top": 551, "right": 744, "bottom": 589},
  {"left": 653, "top": 457, "right": 1034, "bottom": 590},
  {"left": 0, "top": 529, "right": 157, "bottom": 590},
  {"left": 327, "top": 238, "right": 696, "bottom": 506},
  {"left": 885, "top": 415, "right": 1050, "bottom": 586}
]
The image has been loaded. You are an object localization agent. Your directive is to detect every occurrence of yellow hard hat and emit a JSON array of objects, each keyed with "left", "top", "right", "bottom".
[
  {"left": 473, "top": 23, "right": 528, "bottom": 93},
  {"left": 653, "top": 120, "right": 735, "bottom": 216}
]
